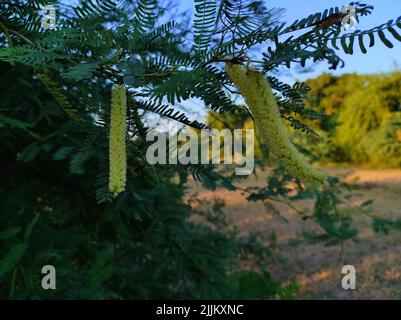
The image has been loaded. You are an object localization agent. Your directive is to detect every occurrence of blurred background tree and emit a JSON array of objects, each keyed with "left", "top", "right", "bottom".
[
  {"left": 212, "top": 72, "right": 401, "bottom": 168},
  {"left": 304, "top": 72, "right": 401, "bottom": 167}
]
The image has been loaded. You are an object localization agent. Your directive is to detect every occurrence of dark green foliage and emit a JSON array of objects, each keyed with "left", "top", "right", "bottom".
[
  {"left": 360, "top": 119, "right": 401, "bottom": 167},
  {"left": 194, "top": 0, "right": 217, "bottom": 57},
  {"left": 335, "top": 16, "right": 401, "bottom": 54},
  {"left": 74, "top": 0, "right": 119, "bottom": 18},
  {"left": 227, "top": 270, "right": 299, "bottom": 299},
  {"left": 0, "top": 80, "right": 267, "bottom": 298},
  {"left": 132, "top": 0, "right": 158, "bottom": 33},
  {"left": 372, "top": 216, "right": 401, "bottom": 234}
]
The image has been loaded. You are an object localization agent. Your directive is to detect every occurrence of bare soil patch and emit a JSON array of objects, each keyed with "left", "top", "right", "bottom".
[{"left": 187, "top": 168, "right": 401, "bottom": 299}]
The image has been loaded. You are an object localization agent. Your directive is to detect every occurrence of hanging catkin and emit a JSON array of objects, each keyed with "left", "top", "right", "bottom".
[
  {"left": 109, "top": 85, "right": 127, "bottom": 197},
  {"left": 226, "top": 63, "right": 328, "bottom": 185}
]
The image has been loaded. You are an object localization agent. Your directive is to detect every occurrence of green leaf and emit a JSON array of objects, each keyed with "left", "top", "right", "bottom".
[
  {"left": 24, "top": 213, "right": 40, "bottom": 241},
  {"left": 348, "top": 34, "right": 355, "bottom": 54},
  {"left": 368, "top": 32, "right": 375, "bottom": 47},
  {"left": 340, "top": 36, "right": 350, "bottom": 54},
  {"left": 193, "top": 0, "right": 217, "bottom": 58},
  {"left": 331, "top": 38, "right": 339, "bottom": 50},
  {"left": 133, "top": 0, "right": 157, "bottom": 33},
  {"left": 361, "top": 199, "right": 374, "bottom": 208},
  {"left": 387, "top": 26, "right": 401, "bottom": 42},
  {"left": 53, "top": 146, "right": 74, "bottom": 161},
  {"left": 74, "top": 0, "right": 118, "bottom": 18},
  {"left": 372, "top": 217, "right": 401, "bottom": 235},
  {"left": 61, "top": 62, "right": 100, "bottom": 81},
  {"left": 378, "top": 29, "right": 393, "bottom": 48},
  {"left": 0, "top": 243, "right": 28, "bottom": 280},
  {"left": 358, "top": 34, "right": 367, "bottom": 54},
  {"left": 0, "top": 113, "right": 40, "bottom": 139},
  {"left": 0, "top": 227, "right": 22, "bottom": 241}
]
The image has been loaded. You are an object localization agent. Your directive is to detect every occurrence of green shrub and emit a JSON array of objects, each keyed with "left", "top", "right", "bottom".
[
  {"left": 359, "top": 119, "right": 401, "bottom": 167},
  {"left": 305, "top": 73, "right": 401, "bottom": 166}
]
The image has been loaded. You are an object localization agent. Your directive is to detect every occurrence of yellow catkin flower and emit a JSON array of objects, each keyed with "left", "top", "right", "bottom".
[
  {"left": 226, "top": 63, "right": 328, "bottom": 185},
  {"left": 109, "top": 85, "right": 127, "bottom": 197}
]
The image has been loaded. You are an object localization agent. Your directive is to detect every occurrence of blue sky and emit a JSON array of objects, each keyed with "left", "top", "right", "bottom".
[
  {"left": 267, "top": 0, "right": 401, "bottom": 79},
  {"left": 177, "top": 0, "right": 401, "bottom": 80}
]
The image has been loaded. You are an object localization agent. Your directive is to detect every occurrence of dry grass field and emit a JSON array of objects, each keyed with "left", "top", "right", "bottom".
[{"left": 187, "top": 168, "right": 401, "bottom": 299}]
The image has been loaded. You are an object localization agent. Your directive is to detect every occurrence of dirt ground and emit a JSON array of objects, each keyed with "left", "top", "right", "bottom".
[{"left": 187, "top": 168, "right": 401, "bottom": 300}]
